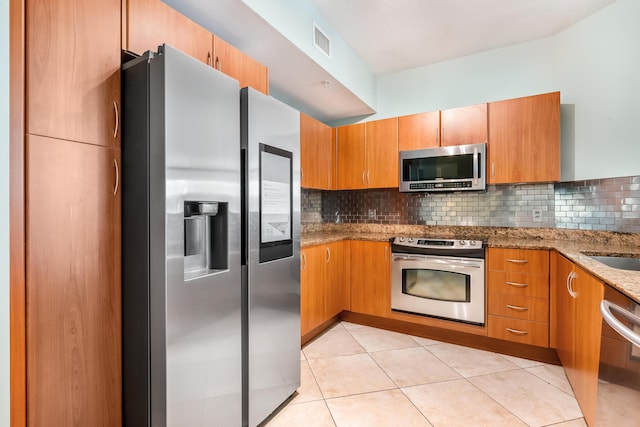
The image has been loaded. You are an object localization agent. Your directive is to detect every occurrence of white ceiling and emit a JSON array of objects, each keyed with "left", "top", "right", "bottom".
[
  {"left": 309, "top": 0, "right": 616, "bottom": 75},
  {"left": 166, "top": 0, "right": 616, "bottom": 123}
]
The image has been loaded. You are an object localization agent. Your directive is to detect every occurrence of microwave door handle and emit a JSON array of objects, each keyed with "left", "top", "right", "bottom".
[{"left": 473, "top": 147, "right": 478, "bottom": 186}]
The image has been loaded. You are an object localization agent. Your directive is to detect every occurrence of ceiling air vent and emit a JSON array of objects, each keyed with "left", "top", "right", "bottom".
[{"left": 313, "top": 23, "right": 331, "bottom": 58}]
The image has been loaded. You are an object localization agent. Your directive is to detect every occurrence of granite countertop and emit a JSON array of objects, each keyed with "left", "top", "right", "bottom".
[{"left": 301, "top": 224, "right": 640, "bottom": 303}]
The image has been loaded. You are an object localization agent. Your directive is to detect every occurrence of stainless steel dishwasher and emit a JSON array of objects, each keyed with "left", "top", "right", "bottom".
[{"left": 596, "top": 285, "right": 640, "bottom": 426}]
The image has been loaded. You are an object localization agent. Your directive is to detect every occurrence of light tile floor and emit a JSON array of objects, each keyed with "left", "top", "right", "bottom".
[{"left": 264, "top": 322, "right": 587, "bottom": 427}]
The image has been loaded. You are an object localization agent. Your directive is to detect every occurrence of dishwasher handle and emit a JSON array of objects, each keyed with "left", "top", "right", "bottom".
[{"left": 600, "top": 300, "right": 640, "bottom": 348}]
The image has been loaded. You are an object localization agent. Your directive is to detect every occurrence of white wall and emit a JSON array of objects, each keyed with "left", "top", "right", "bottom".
[
  {"left": 553, "top": 0, "right": 640, "bottom": 180},
  {"left": 0, "top": 0, "right": 10, "bottom": 424},
  {"left": 241, "top": 0, "right": 377, "bottom": 111},
  {"left": 370, "top": 0, "right": 640, "bottom": 181}
]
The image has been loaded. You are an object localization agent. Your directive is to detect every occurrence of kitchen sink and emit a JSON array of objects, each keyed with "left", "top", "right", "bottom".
[{"left": 589, "top": 255, "right": 640, "bottom": 272}]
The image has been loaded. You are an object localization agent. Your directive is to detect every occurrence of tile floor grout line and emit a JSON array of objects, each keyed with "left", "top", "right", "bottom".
[
  {"left": 287, "top": 322, "right": 586, "bottom": 427},
  {"left": 463, "top": 371, "right": 532, "bottom": 426}
]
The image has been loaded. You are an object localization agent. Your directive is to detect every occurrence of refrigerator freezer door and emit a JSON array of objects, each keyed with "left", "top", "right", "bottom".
[
  {"left": 122, "top": 44, "right": 242, "bottom": 427},
  {"left": 154, "top": 45, "right": 242, "bottom": 427},
  {"left": 241, "top": 87, "right": 301, "bottom": 427}
]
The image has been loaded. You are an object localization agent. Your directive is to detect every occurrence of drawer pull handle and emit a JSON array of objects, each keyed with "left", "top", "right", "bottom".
[
  {"left": 506, "top": 259, "right": 529, "bottom": 264},
  {"left": 506, "top": 328, "right": 529, "bottom": 336},
  {"left": 506, "top": 304, "right": 528, "bottom": 312},
  {"left": 506, "top": 281, "right": 528, "bottom": 288}
]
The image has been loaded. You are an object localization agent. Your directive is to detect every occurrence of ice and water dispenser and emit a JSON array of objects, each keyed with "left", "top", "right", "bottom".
[{"left": 183, "top": 201, "right": 228, "bottom": 279}]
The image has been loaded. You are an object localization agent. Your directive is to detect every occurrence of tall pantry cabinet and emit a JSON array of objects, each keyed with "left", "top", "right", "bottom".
[{"left": 23, "top": 0, "right": 122, "bottom": 425}]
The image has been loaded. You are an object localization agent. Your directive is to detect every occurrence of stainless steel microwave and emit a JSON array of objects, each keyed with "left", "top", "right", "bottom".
[{"left": 399, "top": 143, "right": 486, "bottom": 192}]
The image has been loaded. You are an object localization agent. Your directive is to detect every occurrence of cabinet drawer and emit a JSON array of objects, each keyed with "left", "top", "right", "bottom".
[
  {"left": 487, "top": 271, "right": 549, "bottom": 298},
  {"left": 488, "top": 293, "right": 549, "bottom": 322},
  {"left": 488, "top": 315, "right": 549, "bottom": 347},
  {"left": 487, "top": 248, "right": 549, "bottom": 274}
]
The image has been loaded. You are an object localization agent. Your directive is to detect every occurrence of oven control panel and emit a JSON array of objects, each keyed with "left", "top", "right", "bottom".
[{"left": 392, "top": 237, "right": 484, "bottom": 250}]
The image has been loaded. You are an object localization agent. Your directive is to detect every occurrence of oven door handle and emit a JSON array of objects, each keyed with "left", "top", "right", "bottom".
[
  {"left": 600, "top": 300, "right": 640, "bottom": 348},
  {"left": 393, "top": 255, "right": 482, "bottom": 269}
]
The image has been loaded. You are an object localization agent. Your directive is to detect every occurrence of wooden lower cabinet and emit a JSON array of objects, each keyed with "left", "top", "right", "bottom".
[
  {"left": 26, "top": 135, "right": 122, "bottom": 426},
  {"left": 300, "top": 241, "right": 350, "bottom": 336},
  {"left": 300, "top": 245, "right": 325, "bottom": 336},
  {"left": 487, "top": 248, "right": 550, "bottom": 347},
  {"left": 350, "top": 241, "right": 391, "bottom": 317},
  {"left": 551, "top": 253, "right": 604, "bottom": 427},
  {"left": 487, "top": 316, "right": 549, "bottom": 347}
]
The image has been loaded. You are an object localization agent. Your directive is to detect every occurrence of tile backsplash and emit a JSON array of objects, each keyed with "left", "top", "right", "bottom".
[{"left": 301, "top": 175, "right": 640, "bottom": 234}]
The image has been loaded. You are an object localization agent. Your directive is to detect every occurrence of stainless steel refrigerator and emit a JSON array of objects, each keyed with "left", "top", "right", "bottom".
[
  {"left": 241, "top": 87, "right": 301, "bottom": 427},
  {"left": 121, "top": 45, "right": 300, "bottom": 427}
]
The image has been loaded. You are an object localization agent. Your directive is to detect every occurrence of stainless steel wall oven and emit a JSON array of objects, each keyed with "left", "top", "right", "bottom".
[{"left": 391, "top": 237, "right": 486, "bottom": 325}]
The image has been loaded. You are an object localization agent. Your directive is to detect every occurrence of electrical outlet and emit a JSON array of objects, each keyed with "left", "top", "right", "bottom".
[
  {"left": 532, "top": 208, "right": 543, "bottom": 222},
  {"left": 368, "top": 209, "right": 377, "bottom": 220}
]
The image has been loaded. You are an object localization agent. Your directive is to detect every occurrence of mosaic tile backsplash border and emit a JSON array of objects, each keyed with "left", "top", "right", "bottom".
[{"left": 301, "top": 175, "right": 640, "bottom": 234}]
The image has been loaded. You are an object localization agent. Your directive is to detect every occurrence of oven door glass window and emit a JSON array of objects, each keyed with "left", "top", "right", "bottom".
[{"left": 402, "top": 269, "right": 470, "bottom": 302}]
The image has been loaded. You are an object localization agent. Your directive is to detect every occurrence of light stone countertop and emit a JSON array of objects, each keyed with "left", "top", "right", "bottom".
[{"left": 301, "top": 224, "right": 640, "bottom": 303}]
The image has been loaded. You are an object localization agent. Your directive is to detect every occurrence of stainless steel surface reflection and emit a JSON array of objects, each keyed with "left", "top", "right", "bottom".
[
  {"left": 591, "top": 255, "right": 640, "bottom": 272},
  {"left": 122, "top": 44, "right": 241, "bottom": 426},
  {"left": 241, "top": 88, "right": 301, "bottom": 427},
  {"left": 596, "top": 286, "right": 640, "bottom": 426}
]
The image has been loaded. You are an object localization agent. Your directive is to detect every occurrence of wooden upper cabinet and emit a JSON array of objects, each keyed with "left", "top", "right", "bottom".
[
  {"left": 336, "top": 119, "right": 398, "bottom": 190},
  {"left": 300, "top": 113, "right": 334, "bottom": 190},
  {"left": 398, "top": 104, "right": 485, "bottom": 150},
  {"left": 27, "top": 0, "right": 121, "bottom": 148},
  {"left": 337, "top": 123, "right": 367, "bottom": 190},
  {"left": 398, "top": 110, "right": 440, "bottom": 151},
  {"left": 440, "top": 103, "right": 488, "bottom": 147},
  {"left": 213, "top": 35, "right": 269, "bottom": 95},
  {"left": 488, "top": 91, "right": 560, "bottom": 184},
  {"left": 125, "top": 0, "right": 213, "bottom": 65},
  {"left": 366, "top": 118, "right": 399, "bottom": 188}
]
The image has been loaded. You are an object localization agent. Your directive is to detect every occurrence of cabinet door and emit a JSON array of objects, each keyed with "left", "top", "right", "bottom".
[
  {"left": 26, "top": 136, "right": 121, "bottom": 426},
  {"left": 552, "top": 253, "right": 576, "bottom": 378},
  {"left": 125, "top": 0, "right": 213, "bottom": 65},
  {"left": 301, "top": 246, "right": 326, "bottom": 335},
  {"left": 440, "top": 103, "right": 487, "bottom": 147},
  {"left": 27, "top": 0, "right": 121, "bottom": 148},
  {"left": 213, "top": 35, "right": 269, "bottom": 95},
  {"left": 573, "top": 266, "right": 604, "bottom": 427},
  {"left": 300, "top": 113, "right": 333, "bottom": 190},
  {"left": 488, "top": 92, "right": 560, "bottom": 184},
  {"left": 325, "top": 242, "right": 350, "bottom": 319},
  {"left": 398, "top": 111, "right": 440, "bottom": 150},
  {"left": 366, "top": 118, "right": 399, "bottom": 188},
  {"left": 336, "top": 123, "right": 366, "bottom": 190},
  {"left": 350, "top": 241, "right": 391, "bottom": 317}
]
